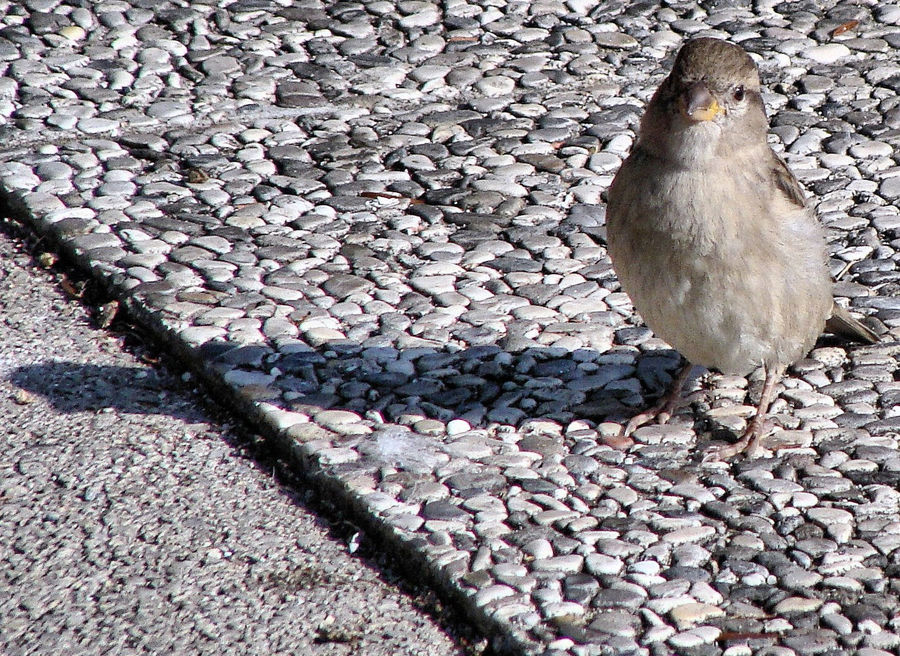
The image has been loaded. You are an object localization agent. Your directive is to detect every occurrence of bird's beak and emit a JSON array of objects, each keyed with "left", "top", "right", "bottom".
[{"left": 680, "top": 81, "right": 723, "bottom": 121}]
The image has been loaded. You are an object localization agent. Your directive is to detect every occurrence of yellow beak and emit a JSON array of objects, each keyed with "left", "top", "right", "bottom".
[
  {"left": 687, "top": 98, "right": 722, "bottom": 121},
  {"left": 681, "top": 82, "right": 724, "bottom": 122}
]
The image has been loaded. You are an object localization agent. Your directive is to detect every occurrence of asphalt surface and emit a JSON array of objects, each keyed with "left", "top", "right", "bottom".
[{"left": 0, "top": 216, "right": 473, "bottom": 656}]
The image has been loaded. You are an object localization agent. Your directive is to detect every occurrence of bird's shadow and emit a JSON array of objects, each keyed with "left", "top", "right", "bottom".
[
  {"left": 8, "top": 360, "right": 208, "bottom": 418},
  {"left": 8, "top": 341, "right": 686, "bottom": 434}
]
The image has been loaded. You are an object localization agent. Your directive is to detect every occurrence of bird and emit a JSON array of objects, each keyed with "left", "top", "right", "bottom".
[{"left": 605, "top": 37, "right": 878, "bottom": 459}]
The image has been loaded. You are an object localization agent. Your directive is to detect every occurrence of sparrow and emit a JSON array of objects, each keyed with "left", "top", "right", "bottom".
[{"left": 605, "top": 37, "right": 878, "bottom": 459}]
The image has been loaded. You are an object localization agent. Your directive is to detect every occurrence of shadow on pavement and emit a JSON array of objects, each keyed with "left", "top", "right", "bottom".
[
  {"left": 8, "top": 361, "right": 209, "bottom": 417},
  {"left": 9, "top": 342, "right": 684, "bottom": 430}
]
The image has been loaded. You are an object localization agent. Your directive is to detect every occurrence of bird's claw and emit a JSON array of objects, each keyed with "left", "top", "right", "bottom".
[
  {"left": 703, "top": 429, "right": 767, "bottom": 462},
  {"left": 702, "top": 442, "right": 744, "bottom": 462},
  {"left": 602, "top": 432, "right": 635, "bottom": 450}
]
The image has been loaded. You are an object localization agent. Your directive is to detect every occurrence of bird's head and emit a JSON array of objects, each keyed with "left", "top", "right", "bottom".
[{"left": 640, "top": 38, "right": 769, "bottom": 163}]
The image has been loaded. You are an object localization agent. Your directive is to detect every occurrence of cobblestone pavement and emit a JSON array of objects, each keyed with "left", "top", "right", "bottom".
[{"left": 2, "top": 1, "right": 900, "bottom": 655}]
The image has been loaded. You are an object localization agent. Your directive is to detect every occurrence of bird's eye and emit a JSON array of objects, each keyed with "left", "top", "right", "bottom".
[{"left": 733, "top": 85, "right": 745, "bottom": 101}]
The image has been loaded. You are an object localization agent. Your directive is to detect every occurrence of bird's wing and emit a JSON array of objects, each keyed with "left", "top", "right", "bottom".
[{"left": 769, "top": 148, "right": 807, "bottom": 209}]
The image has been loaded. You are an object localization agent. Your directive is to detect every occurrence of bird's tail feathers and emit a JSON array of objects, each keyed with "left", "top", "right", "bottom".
[{"left": 826, "top": 303, "right": 879, "bottom": 344}]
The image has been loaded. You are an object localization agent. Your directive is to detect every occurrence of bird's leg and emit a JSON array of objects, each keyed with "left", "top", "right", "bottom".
[
  {"left": 704, "top": 365, "right": 784, "bottom": 461},
  {"left": 623, "top": 362, "right": 693, "bottom": 436}
]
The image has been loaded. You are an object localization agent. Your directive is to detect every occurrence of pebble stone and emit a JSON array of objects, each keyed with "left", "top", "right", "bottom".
[{"left": 1, "top": 0, "right": 899, "bottom": 655}]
